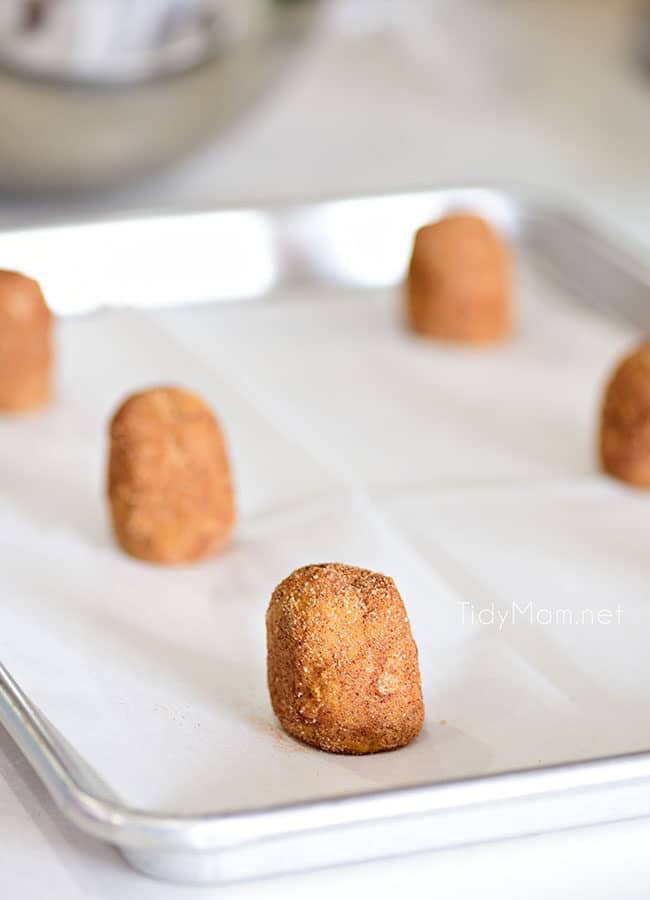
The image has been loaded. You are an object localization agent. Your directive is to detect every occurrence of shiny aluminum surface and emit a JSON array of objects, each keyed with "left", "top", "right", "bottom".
[
  {"left": 0, "top": 1, "right": 263, "bottom": 84},
  {"left": 4, "top": 655, "right": 650, "bottom": 884},
  {"left": 0, "top": 186, "right": 647, "bottom": 323},
  {"left": 1, "top": 187, "right": 650, "bottom": 884}
]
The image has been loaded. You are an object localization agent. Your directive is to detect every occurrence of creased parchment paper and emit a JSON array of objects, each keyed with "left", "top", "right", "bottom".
[{"left": 1, "top": 265, "right": 649, "bottom": 814}]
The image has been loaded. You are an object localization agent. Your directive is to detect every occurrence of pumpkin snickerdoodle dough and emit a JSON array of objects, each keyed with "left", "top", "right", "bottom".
[
  {"left": 108, "top": 386, "right": 236, "bottom": 563},
  {"left": 600, "top": 341, "right": 650, "bottom": 486},
  {"left": 267, "top": 563, "right": 424, "bottom": 754},
  {"left": 405, "top": 214, "right": 512, "bottom": 343},
  {"left": 0, "top": 270, "right": 52, "bottom": 411}
]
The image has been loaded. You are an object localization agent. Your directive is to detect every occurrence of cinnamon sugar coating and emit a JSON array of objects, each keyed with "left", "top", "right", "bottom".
[
  {"left": 600, "top": 341, "right": 650, "bottom": 486},
  {"left": 405, "top": 214, "right": 512, "bottom": 343},
  {"left": 266, "top": 563, "right": 424, "bottom": 754},
  {"left": 108, "top": 386, "right": 236, "bottom": 563},
  {"left": 0, "top": 270, "right": 52, "bottom": 411}
]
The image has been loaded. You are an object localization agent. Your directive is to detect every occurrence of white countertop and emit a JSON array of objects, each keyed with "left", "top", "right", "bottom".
[{"left": 2, "top": 1, "right": 650, "bottom": 897}]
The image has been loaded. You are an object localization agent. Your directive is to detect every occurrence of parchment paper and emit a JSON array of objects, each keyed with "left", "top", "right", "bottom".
[{"left": 1, "top": 266, "right": 649, "bottom": 815}]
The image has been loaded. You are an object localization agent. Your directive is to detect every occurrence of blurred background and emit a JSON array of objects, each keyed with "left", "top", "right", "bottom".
[{"left": 0, "top": 0, "right": 648, "bottom": 239}]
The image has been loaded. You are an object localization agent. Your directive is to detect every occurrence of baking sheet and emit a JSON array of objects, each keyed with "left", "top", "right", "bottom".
[{"left": 1, "top": 257, "right": 649, "bottom": 817}]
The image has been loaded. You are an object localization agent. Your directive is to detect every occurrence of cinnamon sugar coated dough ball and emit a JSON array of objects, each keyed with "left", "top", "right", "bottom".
[
  {"left": 266, "top": 563, "right": 424, "bottom": 754},
  {"left": 405, "top": 214, "right": 512, "bottom": 343},
  {"left": 0, "top": 270, "right": 52, "bottom": 411},
  {"left": 600, "top": 341, "right": 650, "bottom": 486},
  {"left": 108, "top": 386, "right": 236, "bottom": 563}
]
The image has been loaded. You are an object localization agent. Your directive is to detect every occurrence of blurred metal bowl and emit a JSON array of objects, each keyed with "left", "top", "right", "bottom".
[{"left": 0, "top": 0, "right": 319, "bottom": 192}]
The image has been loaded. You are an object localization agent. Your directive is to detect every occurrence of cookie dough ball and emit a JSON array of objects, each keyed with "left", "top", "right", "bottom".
[
  {"left": 267, "top": 563, "right": 424, "bottom": 754},
  {"left": 0, "top": 270, "right": 52, "bottom": 411},
  {"left": 108, "top": 386, "right": 236, "bottom": 563},
  {"left": 600, "top": 341, "right": 650, "bottom": 486},
  {"left": 405, "top": 214, "right": 512, "bottom": 343}
]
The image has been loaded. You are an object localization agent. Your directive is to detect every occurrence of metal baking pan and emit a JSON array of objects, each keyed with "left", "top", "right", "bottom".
[{"left": 1, "top": 186, "right": 650, "bottom": 885}]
